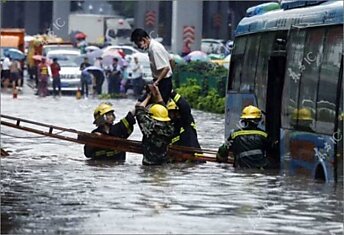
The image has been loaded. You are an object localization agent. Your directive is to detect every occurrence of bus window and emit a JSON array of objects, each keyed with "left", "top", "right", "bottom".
[
  {"left": 316, "top": 26, "right": 343, "bottom": 134},
  {"left": 229, "top": 36, "right": 247, "bottom": 91},
  {"left": 240, "top": 34, "right": 261, "bottom": 92},
  {"left": 298, "top": 27, "right": 326, "bottom": 132},
  {"left": 281, "top": 29, "right": 307, "bottom": 129},
  {"left": 255, "top": 32, "right": 281, "bottom": 111},
  {"left": 336, "top": 63, "right": 343, "bottom": 183}
]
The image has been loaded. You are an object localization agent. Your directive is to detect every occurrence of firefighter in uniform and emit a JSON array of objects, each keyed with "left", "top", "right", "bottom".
[
  {"left": 84, "top": 102, "right": 136, "bottom": 161},
  {"left": 167, "top": 91, "right": 204, "bottom": 162},
  {"left": 216, "top": 105, "right": 268, "bottom": 169},
  {"left": 135, "top": 85, "right": 174, "bottom": 165}
]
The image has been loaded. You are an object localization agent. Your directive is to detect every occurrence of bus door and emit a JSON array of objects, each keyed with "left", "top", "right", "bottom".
[
  {"left": 265, "top": 52, "right": 286, "bottom": 167},
  {"left": 334, "top": 56, "right": 343, "bottom": 183}
]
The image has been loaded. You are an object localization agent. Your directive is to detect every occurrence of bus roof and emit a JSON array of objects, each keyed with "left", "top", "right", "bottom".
[{"left": 235, "top": 0, "right": 343, "bottom": 36}]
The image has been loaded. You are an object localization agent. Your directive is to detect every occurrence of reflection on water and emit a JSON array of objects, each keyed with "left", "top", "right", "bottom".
[{"left": 1, "top": 88, "right": 343, "bottom": 234}]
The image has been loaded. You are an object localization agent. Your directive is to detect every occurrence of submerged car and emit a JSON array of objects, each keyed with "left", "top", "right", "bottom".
[{"left": 46, "top": 50, "right": 83, "bottom": 92}]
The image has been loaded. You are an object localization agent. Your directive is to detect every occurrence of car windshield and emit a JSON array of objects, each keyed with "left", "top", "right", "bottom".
[
  {"left": 48, "top": 54, "right": 80, "bottom": 67},
  {"left": 43, "top": 47, "right": 77, "bottom": 56}
]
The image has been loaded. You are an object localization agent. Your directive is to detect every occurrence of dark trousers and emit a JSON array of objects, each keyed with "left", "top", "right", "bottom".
[
  {"left": 52, "top": 76, "right": 61, "bottom": 96},
  {"left": 81, "top": 78, "right": 88, "bottom": 96},
  {"left": 156, "top": 76, "right": 172, "bottom": 104}
]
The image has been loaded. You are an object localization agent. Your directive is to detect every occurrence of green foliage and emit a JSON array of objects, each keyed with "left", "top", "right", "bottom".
[
  {"left": 176, "top": 79, "right": 225, "bottom": 114},
  {"left": 173, "top": 61, "right": 228, "bottom": 97}
]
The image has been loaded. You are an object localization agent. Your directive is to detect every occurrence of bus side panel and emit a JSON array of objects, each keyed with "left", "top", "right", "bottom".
[
  {"left": 281, "top": 129, "right": 335, "bottom": 182},
  {"left": 225, "top": 93, "right": 257, "bottom": 138}
]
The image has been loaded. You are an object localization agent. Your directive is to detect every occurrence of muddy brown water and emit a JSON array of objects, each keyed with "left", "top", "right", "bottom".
[{"left": 1, "top": 85, "right": 343, "bottom": 234}]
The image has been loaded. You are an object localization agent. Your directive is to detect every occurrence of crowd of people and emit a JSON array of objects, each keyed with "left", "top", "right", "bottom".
[
  {"left": 84, "top": 28, "right": 272, "bottom": 169},
  {"left": 1, "top": 28, "right": 271, "bottom": 169},
  {"left": 0, "top": 53, "right": 24, "bottom": 94}
]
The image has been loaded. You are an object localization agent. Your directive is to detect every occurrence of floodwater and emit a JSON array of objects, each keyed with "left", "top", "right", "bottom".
[{"left": 1, "top": 84, "right": 343, "bottom": 234}]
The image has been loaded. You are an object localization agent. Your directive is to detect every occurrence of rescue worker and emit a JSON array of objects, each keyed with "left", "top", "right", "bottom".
[
  {"left": 216, "top": 105, "right": 268, "bottom": 169},
  {"left": 167, "top": 91, "right": 204, "bottom": 163},
  {"left": 84, "top": 102, "right": 136, "bottom": 161},
  {"left": 135, "top": 84, "right": 174, "bottom": 165}
]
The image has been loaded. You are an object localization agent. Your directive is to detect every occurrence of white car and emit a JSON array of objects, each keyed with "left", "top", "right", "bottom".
[
  {"left": 43, "top": 44, "right": 79, "bottom": 56},
  {"left": 102, "top": 45, "right": 140, "bottom": 56},
  {"left": 46, "top": 50, "right": 83, "bottom": 92}
]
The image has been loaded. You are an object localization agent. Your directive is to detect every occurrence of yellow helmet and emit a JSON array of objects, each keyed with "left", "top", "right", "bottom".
[
  {"left": 93, "top": 103, "right": 114, "bottom": 123},
  {"left": 292, "top": 108, "right": 313, "bottom": 121},
  {"left": 241, "top": 105, "right": 262, "bottom": 119},
  {"left": 149, "top": 104, "right": 171, "bottom": 122},
  {"left": 167, "top": 100, "right": 178, "bottom": 110}
]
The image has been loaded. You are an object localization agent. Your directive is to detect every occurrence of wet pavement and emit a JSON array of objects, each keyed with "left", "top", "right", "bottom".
[{"left": 1, "top": 83, "right": 343, "bottom": 234}]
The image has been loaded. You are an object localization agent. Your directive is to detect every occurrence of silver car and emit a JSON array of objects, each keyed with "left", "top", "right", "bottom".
[{"left": 46, "top": 50, "right": 83, "bottom": 92}]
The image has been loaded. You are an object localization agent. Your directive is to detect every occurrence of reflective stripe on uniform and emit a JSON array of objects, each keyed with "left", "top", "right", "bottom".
[
  {"left": 172, "top": 135, "right": 180, "bottom": 144},
  {"left": 173, "top": 93, "right": 181, "bottom": 102},
  {"left": 194, "top": 152, "right": 204, "bottom": 157},
  {"left": 238, "top": 149, "right": 263, "bottom": 158},
  {"left": 95, "top": 150, "right": 120, "bottom": 157},
  {"left": 180, "top": 127, "right": 185, "bottom": 134},
  {"left": 231, "top": 130, "right": 267, "bottom": 139},
  {"left": 121, "top": 118, "right": 129, "bottom": 129},
  {"left": 191, "top": 122, "right": 196, "bottom": 130}
]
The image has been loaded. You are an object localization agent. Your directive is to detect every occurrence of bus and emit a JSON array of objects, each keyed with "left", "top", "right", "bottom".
[{"left": 225, "top": 0, "right": 343, "bottom": 182}]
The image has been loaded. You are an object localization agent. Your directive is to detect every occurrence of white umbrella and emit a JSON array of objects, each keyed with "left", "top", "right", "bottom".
[
  {"left": 85, "top": 45, "right": 100, "bottom": 52},
  {"left": 83, "top": 66, "right": 104, "bottom": 73}
]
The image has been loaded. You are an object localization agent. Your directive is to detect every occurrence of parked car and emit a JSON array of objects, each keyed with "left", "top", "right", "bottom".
[
  {"left": 43, "top": 44, "right": 79, "bottom": 56},
  {"left": 102, "top": 45, "right": 140, "bottom": 56},
  {"left": 46, "top": 49, "right": 82, "bottom": 92}
]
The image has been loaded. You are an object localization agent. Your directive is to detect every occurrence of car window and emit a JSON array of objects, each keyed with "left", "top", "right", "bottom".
[{"left": 48, "top": 54, "right": 79, "bottom": 67}]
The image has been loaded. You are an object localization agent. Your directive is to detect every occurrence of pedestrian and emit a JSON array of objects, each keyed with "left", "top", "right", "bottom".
[
  {"left": 108, "top": 57, "right": 121, "bottom": 95},
  {"left": 50, "top": 58, "right": 61, "bottom": 97},
  {"left": 80, "top": 57, "right": 91, "bottom": 98},
  {"left": 135, "top": 84, "right": 174, "bottom": 165},
  {"left": 181, "top": 41, "right": 191, "bottom": 57},
  {"left": 130, "top": 56, "right": 144, "bottom": 98},
  {"left": 9, "top": 58, "right": 21, "bottom": 93},
  {"left": 84, "top": 102, "right": 136, "bottom": 161},
  {"left": 37, "top": 57, "right": 49, "bottom": 97},
  {"left": 167, "top": 91, "right": 204, "bottom": 163},
  {"left": 131, "top": 28, "right": 173, "bottom": 104},
  {"left": 216, "top": 105, "right": 269, "bottom": 169},
  {"left": 1, "top": 54, "right": 11, "bottom": 91},
  {"left": 93, "top": 57, "right": 105, "bottom": 95}
]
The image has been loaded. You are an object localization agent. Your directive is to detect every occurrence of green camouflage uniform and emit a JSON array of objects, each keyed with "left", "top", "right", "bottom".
[{"left": 136, "top": 106, "right": 174, "bottom": 165}]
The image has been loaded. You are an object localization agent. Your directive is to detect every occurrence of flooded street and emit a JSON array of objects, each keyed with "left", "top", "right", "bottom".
[{"left": 1, "top": 85, "right": 343, "bottom": 234}]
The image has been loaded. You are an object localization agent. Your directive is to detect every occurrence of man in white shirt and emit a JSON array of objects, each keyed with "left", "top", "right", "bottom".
[
  {"left": 1, "top": 55, "right": 11, "bottom": 90},
  {"left": 131, "top": 28, "right": 172, "bottom": 104}
]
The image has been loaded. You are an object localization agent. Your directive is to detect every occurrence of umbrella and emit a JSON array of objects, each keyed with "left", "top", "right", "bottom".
[
  {"left": 184, "top": 50, "right": 210, "bottom": 62},
  {"left": 103, "top": 48, "right": 125, "bottom": 58},
  {"left": 7, "top": 48, "right": 25, "bottom": 60},
  {"left": 83, "top": 66, "right": 104, "bottom": 73},
  {"left": 170, "top": 53, "right": 185, "bottom": 64},
  {"left": 86, "top": 49, "right": 103, "bottom": 64},
  {"left": 75, "top": 32, "right": 86, "bottom": 40},
  {"left": 102, "top": 50, "right": 125, "bottom": 67},
  {"left": 85, "top": 46, "right": 100, "bottom": 52},
  {"left": 32, "top": 55, "right": 44, "bottom": 61}
]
